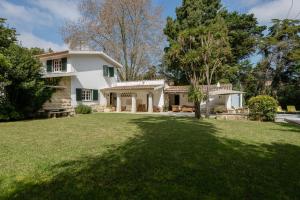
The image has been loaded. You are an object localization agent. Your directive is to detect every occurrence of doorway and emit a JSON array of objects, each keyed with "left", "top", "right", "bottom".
[
  {"left": 175, "top": 94, "right": 180, "bottom": 105},
  {"left": 110, "top": 93, "right": 117, "bottom": 107}
]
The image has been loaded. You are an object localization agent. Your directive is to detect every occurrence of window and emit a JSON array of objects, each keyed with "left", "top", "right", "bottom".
[
  {"left": 53, "top": 59, "right": 62, "bottom": 72},
  {"left": 76, "top": 89, "right": 98, "bottom": 101},
  {"left": 103, "top": 65, "right": 114, "bottom": 77},
  {"left": 46, "top": 58, "right": 67, "bottom": 72},
  {"left": 82, "top": 89, "right": 92, "bottom": 101}
]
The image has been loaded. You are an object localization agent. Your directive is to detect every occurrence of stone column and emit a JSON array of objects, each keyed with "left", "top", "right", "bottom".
[
  {"left": 131, "top": 94, "right": 137, "bottom": 113},
  {"left": 239, "top": 93, "right": 243, "bottom": 108},
  {"left": 116, "top": 93, "right": 121, "bottom": 112},
  {"left": 148, "top": 93, "right": 153, "bottom": 113}
]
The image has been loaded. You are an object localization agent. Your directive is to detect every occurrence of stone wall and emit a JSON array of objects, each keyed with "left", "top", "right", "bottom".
[
  {"left": 43, "top": 77, "right": 74, "bottom": 114},
  {"left": 216, "top": 114, "right": 249, "bottom": 120}
]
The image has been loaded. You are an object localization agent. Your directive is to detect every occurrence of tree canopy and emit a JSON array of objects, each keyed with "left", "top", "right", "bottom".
[
  {"left": 62, "top": 0, "right": 164, "bottom": 81},
  {"left": 0, "top": 19, "right": 52, "bottom": 120},
  {"left": 164, "top": 0, "right": 264, "bottom": 86}
]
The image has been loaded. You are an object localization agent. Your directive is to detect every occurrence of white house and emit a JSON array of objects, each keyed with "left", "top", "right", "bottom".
[{"left": 38, "top": 50, "right": 244, "bottom": 114}]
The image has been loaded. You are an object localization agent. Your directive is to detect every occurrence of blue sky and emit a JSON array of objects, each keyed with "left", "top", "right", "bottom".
[{"left": 1, "top": 0, "right": 299, "bottom": 52}]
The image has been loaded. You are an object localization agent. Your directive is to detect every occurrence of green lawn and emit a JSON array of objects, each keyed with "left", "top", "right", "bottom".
[{"left": 0, "top": 113, "right": 299, "bottom": 199}]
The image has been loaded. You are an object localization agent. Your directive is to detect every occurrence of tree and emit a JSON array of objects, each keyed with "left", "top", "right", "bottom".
[
  {"left": 257, "top": 19, "right": 300, "bottom": 109},
  {"left": 62, "top": 0, "right": 164, "bottom": 81},
  {"left": 199, "top": 17, "right": 231, "bottom": 117},
  {"left": 221, "top": 11, "right": 265, "bottom": 64},
  {"left": 1, "top": 44, "right": 53, "bottom": 120},
  {"left": 164, "top": 0, "right": 232, "bottom": 118},
  {"left": 164, "top": 0, "right": 222, "bottom": 85},
  {"left": 0, "top": 19, "right": 52, "bottom": 120},
  {"left": 164, "top": 1, "right": 264, "bottom": 86},
  {"left": 165, "top": 27, "right": 205, "bottom": 118},
  {"left": 0, "top": 18, "right": 17, "bottom": 51},
  {"left": 164, "top": 16, "right": 231, "bottom": 118}
]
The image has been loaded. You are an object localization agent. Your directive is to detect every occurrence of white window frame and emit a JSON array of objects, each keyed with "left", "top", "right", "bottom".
[
  {"left": 52, "top": 59, "right": 62, "bottom": 72},
  {"left": 82, "top": 89, "right": 93, "bottom": 102}
]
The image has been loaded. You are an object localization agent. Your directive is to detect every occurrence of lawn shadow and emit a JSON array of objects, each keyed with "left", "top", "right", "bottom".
[
  {"left": 4, "top": 116, "right": 300, "bottom": 200},
  {"left": 271, "top": 122, "right": 300, "bottom": 133}
]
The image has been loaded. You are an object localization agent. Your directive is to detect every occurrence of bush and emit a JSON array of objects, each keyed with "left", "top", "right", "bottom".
[
  {"left": 248, "top": 95, "right": 278, "bottom": 121},
  {"left": 75, "top": 104, "right": 92, "bottom": 114}
]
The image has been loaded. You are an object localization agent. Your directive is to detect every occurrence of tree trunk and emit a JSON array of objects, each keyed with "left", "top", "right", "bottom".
[
  {"left": 205, "top": 85, "right": 210, "bottom": 118},
  {"left": 194, "top": 101, "right": 201, "bottom": 119}
]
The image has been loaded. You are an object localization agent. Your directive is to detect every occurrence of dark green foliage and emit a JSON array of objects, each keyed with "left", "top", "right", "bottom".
[
  {"left": 277, "top": 84, "right": 300, "bottom": 110},
  {"left": 248, "top": 95, "right": 278, "bottom": 121},
  {"left": 163, "top": 0, "right": 222, "bottom": 84},
  {"left": 0, "top": 19, "right": 52, "bottom": 120},
  {"left": 1, "top": 44, "right": 53, "bottom": 120},
  {"left": 29, "top": 47, "right": 45, "bottom": 55},
  {"left": 163, "top": 1, "right": 264, "bottom": 85},
  {"left": 75, "top": 104, "right": 92, "bottom": 114},
  {"left": 255, "top": 19, "right": 300, "bottom": 109},
  {"left": 221, "top": 11, "right": 266, "bottom": 64},
  {"left": 0, "top": 18, "right": 17, "bottom": 51}
]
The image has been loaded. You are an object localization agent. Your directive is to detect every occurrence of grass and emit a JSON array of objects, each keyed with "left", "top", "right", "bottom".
[{"left": 0, "top": 113, "right": 299, "bottom": 199}]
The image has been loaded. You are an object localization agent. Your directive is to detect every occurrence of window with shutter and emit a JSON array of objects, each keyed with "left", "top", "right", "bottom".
[
  {"left": 93, "top": 90, "right": 99, "bottom": 101},
  {"left": 46, "top": 60, "right": 52, "bottom": 72},
  {"left": 61, "top": 58, "right": 67, "bottom": 72},
  {"left": 109, "top": 67, "right": 114, "bottom": 77},
  {"left": 76, "top": 88, "right": 82, "bottom": 101},
  {"left": 103, "top": 65, "right": 108, "bottom": 76},
  {"left": 53, "top": 59, "right": 62, "bottom": 72},
  {"left": 82, "top": 89, "right": 92, "bottom": 101}
]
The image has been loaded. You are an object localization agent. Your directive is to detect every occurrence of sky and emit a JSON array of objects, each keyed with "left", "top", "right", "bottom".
[{"left": 1, "top": 0, "right": 300, "bottom": 52}]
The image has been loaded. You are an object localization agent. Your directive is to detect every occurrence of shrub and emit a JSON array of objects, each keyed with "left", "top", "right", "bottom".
[
  {"left": 248, "top": 95, "right": 278, "bottom": 121},
  {"left": 75, "top": 104, "right": 92, "bottom": 114}
]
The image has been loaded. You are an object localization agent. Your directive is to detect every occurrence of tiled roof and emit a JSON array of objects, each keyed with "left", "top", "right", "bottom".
[
  {"left": 102, "top": 85, "right": 162, "bottom": 91},
  {"left": 37, "top": 50, "right": 123, "bottom": 68},
  {"left": 165, "top": 84, "right": 233, "bottom": 93}
]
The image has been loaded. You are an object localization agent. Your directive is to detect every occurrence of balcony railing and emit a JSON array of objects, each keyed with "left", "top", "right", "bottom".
[{"left": 112, "top": 79, "right": 165, "bottom": 87}]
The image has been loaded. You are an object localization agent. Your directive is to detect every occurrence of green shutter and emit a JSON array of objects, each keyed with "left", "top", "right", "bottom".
[
  {"left": 93, "top": 90, "right": 99, "bottom": 101},
  {"left": 46, "top": 60, "right": 52, "bottom": 72},
  {"left": 109, "top": 67, "right": 114, "bottom": 77},
  {"left": 103, "top": 65, "right": 108, "bottom": 77},
  {"left": 61, "top": 58, "right": 67, "bottom": 72},
  {"left": 76, "top": 88, "right": 82, "bottom": 101}
]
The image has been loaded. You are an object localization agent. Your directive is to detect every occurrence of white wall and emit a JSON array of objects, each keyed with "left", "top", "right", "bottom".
[
  {"left": 154, "top": 88, "right": 164, "bottom": 109},
  {"left": 113, "top": 89, "right": 164, "bottom": 111},
  {"left": 69, "top": 54, "right": 118, "bottom": 106}
]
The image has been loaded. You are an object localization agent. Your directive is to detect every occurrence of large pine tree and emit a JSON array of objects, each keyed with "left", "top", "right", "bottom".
[{"left": 163, "top": 0, "right": 264, "bottom": 86}]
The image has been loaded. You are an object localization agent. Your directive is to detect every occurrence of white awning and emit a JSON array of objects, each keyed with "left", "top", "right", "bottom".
[{"left": 210, "top": 90, "right": 245, "bottom": 95}]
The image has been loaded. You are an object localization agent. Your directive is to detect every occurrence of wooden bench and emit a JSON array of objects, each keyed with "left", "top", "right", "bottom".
[
  {"left": 46, "top": 109, "right": 71, "bottom": 118},
  {"left": 181, "top": 105, "right": 194, "bottom": 112}
]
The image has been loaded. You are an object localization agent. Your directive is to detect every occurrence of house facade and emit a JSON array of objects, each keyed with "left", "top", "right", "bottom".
[{"left": 38, "top": 50, "right": 244, "bottom": 114}]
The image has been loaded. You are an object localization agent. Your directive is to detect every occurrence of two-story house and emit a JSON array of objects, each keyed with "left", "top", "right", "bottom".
[
  {"left": 38, "top": 50, "right": 122, "bottom": 113},
  {"left": 38, "top": 50, "right": 244, "bottom": 115}
]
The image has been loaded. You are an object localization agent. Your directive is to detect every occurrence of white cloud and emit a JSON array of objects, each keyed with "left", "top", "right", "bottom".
[
  {"left": 0, "top": 0, "right": 54, "bottom": 28},
  {"left": 29, "top": 0, "right": 80, "bottom": 21},
  {"left": 18, "top": 32, "right": 68, "bottom": 51},
  {"left": 248, "top": 0, "right": 300, "bottom": 24},
  {"left": 0, "top": 0, "right": 79, "bottom": 52}
]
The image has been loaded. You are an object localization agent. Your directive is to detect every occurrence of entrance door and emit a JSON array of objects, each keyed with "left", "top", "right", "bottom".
[
  {"left": 110, "top": 93, "right": 117, "bottom": 106},
  {"left": 175, "top": 94, "right": 180, "bottom": 105}
]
